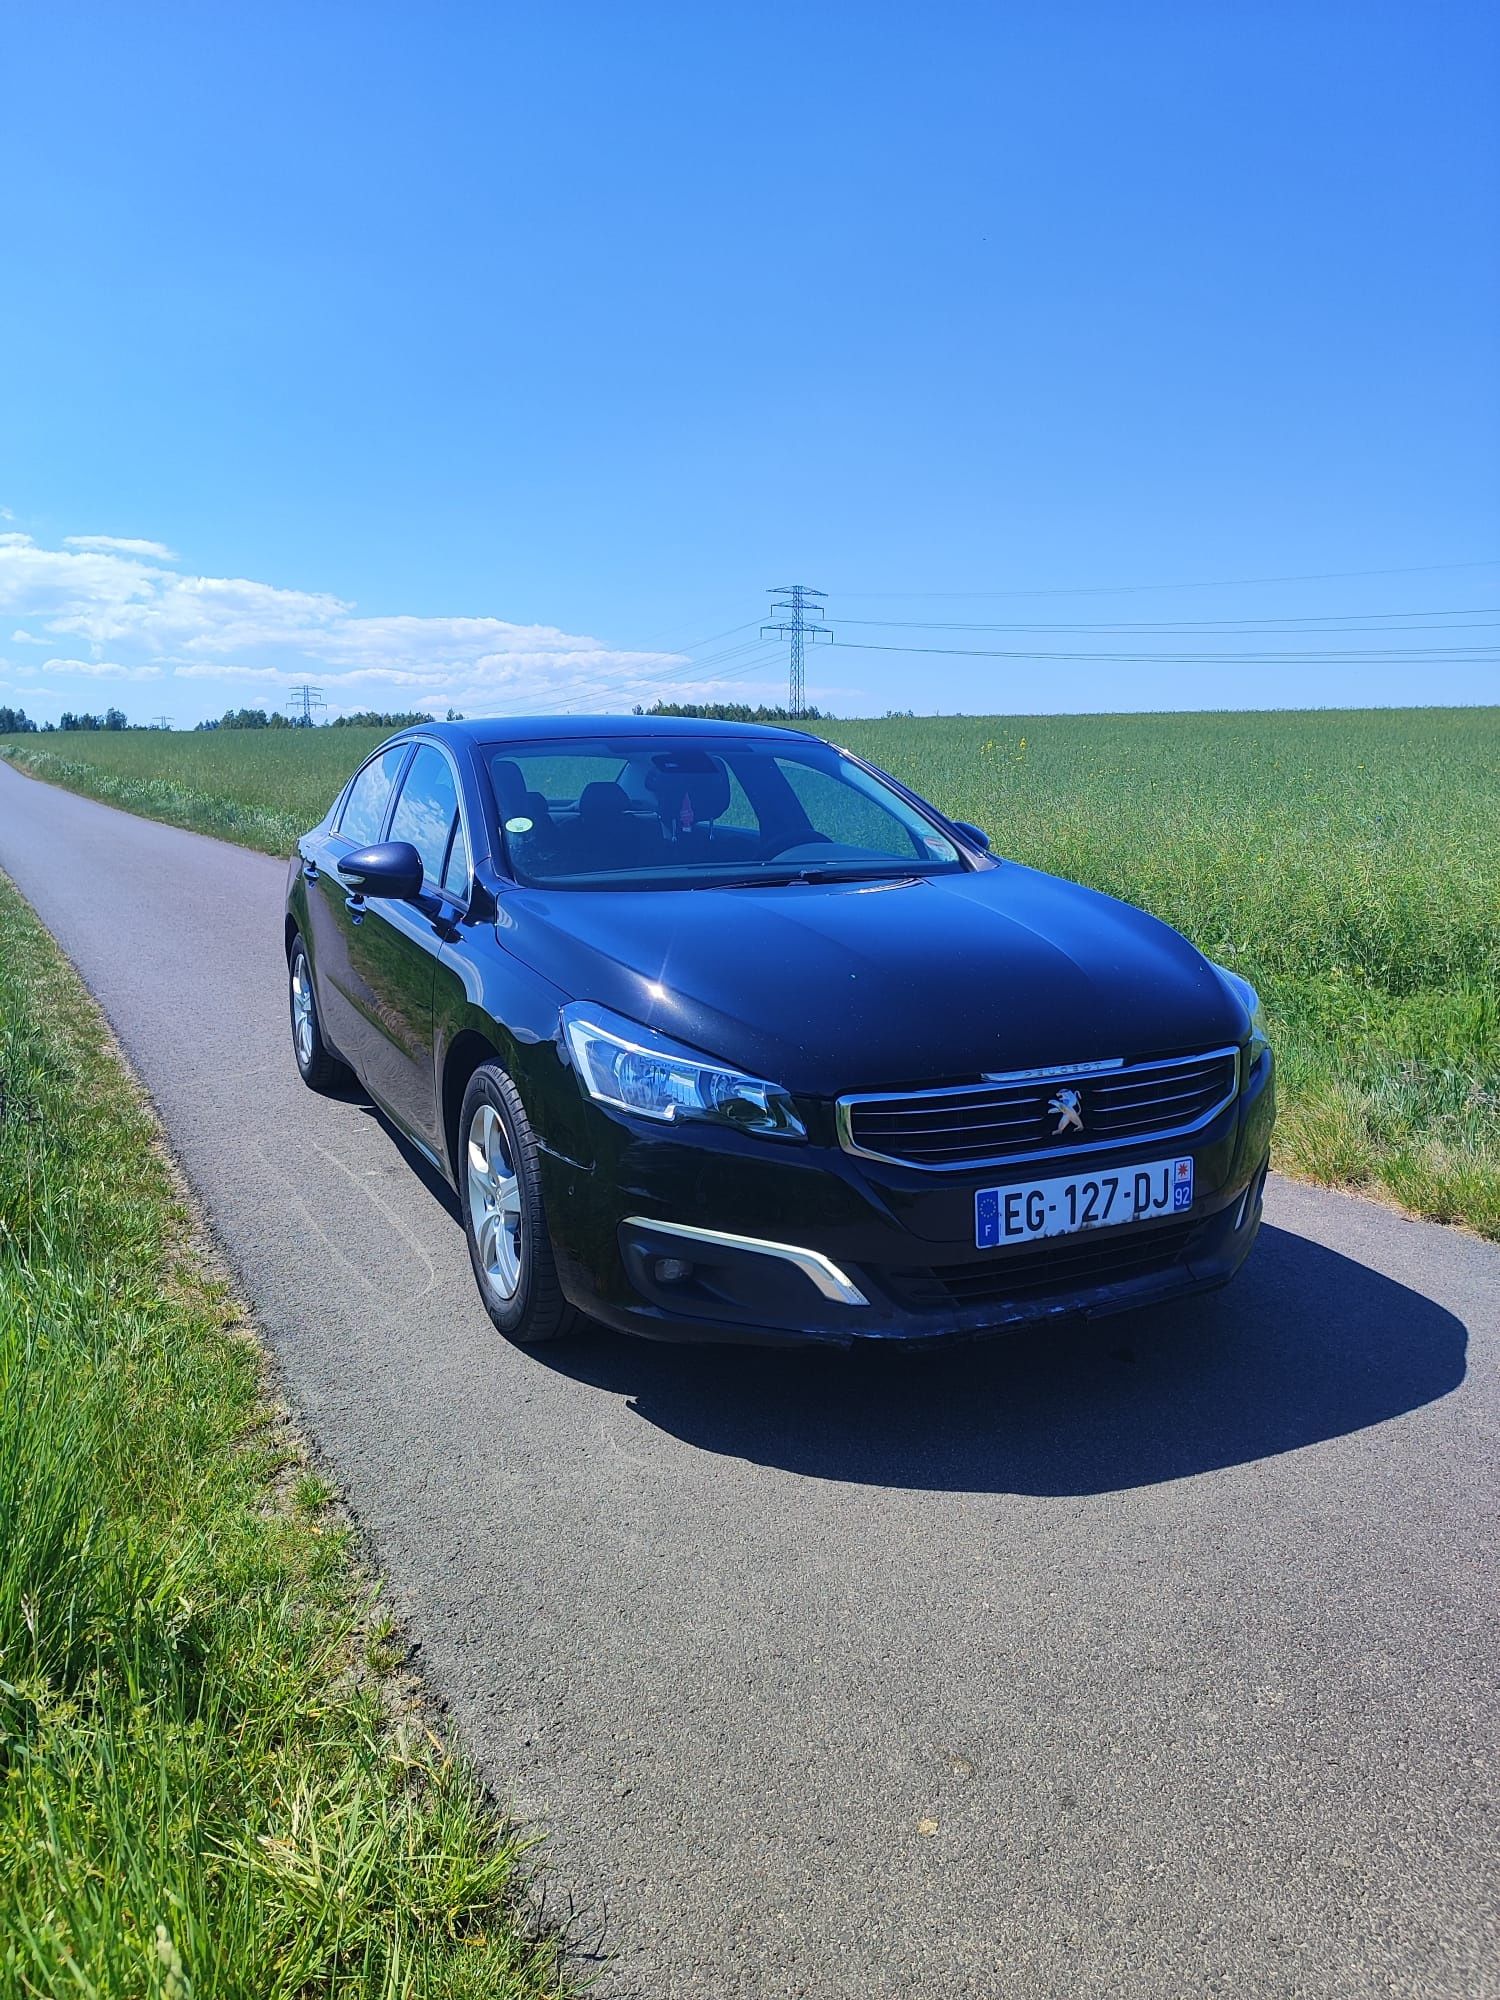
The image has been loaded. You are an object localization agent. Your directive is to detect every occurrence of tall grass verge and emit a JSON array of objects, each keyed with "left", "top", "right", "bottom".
[{"left": 0, "top": 873, "right": 572, "bottom": 1997}]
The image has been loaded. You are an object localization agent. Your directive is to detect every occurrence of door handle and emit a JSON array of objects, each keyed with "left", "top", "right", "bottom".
[{"left": 344, "top": 893, "right": 365, "bottom": 926}]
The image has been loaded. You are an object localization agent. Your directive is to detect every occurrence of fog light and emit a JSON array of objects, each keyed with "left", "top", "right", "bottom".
[{"left": 654, "top": 1256, "right": 693, "bottom": 1284}]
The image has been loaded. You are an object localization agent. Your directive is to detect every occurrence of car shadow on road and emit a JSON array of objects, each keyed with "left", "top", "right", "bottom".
[
  {"left": 353, "top": 1095, "right": 464, "bottom": 1222},
  {"left": 538, "top": 1225, "right": 1469, "bottom": 1495}
]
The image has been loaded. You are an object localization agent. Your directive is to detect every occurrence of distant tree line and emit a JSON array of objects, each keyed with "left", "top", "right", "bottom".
[
  {"left": 56, "top": 708, "right": 129, "bottom": 732},
  {"left": 193, "top": 707, "right": 446, "bottom": 732},
  {"left": 330, "top": 710, "right": 437, "bottom": 729},
  {"left": 6, "top": 697, "right": 836, "bottom": 739},
  {"left": 639, "top": 700, "right": 830, "bottom": 723},
  {"left": 0, "top": 708, "right": 176, "bottom": 733},
  {"left": 195, "top": 708, "right": 298, "bottom": 731},
  {"left": 1, "top": 708, "right": 136, "bottom": 732}
]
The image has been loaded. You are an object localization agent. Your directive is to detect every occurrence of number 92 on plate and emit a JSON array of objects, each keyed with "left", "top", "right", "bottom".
[{"left": 975, "top": 1156, "right": 1195, "bottom": 1250}]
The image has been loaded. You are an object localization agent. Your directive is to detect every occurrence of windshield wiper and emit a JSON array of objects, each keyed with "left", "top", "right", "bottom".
[{"left": 699, "top": 866, "right": 920, "bottom": 889}]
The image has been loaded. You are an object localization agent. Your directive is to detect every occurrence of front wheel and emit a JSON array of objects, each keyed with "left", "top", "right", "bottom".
[
  {"left": 288, "top": 936, "right": 349, "bottom": 1091},
  {"left": 459, "top": 1062, "right": 579, "bottom": 1344}
]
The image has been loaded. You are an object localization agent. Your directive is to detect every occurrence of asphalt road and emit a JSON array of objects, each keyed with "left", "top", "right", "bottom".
[{"left": 2, "top": 757, "right": 1497, "bottom": 2000}]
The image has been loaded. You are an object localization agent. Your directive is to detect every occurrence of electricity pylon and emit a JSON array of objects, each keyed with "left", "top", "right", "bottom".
[
  {"left": 761, "top": 585, "right": 831, "bottom": 716},
  {"left": 286, "top": 683, "right": 326, "bottom": 727}
]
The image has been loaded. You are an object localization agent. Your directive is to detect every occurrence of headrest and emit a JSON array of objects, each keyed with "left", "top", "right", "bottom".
[
  {"left": 644, "top": 752, "right": 731, "bottom": 826},
  {"left": 579, "top": 779, "right": 630, "bottom": 821},
  {"left": 491, "top": 758, "right": 526, "bottom": 817}
]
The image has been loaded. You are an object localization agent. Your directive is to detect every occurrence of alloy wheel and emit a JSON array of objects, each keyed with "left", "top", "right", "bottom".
[
  {"left": 467, "top": 1100, "right": 524, "bottom": 1300},
  {"left": 291, "top": 953, "right": 316, "bottom": 1069}
]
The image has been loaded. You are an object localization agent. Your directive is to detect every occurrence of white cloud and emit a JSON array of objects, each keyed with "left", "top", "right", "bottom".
[
  {"left": 11, "top": 630, "right": 39, "bottom": 643},
  {"left": 63, "top": 534, "right": 179, "bottom": 560},
  {"left": 0, "top": 530, "right": 698, "bottom": 716},
  {"left": 40, "top": 657, "right": 163, "bottom": 681},
  {"left": 172, "top": 662, "right": 287, "bottom": 683}
]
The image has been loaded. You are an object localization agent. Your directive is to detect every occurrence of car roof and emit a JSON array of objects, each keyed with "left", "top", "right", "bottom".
[{"left": 405, "top": 714, "right": 813, "bottom": 751}]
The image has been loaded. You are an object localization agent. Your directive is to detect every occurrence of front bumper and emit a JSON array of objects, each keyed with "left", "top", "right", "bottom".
[{"left": 537, "top": 1048, "right": 1275, "bottom": 1348}]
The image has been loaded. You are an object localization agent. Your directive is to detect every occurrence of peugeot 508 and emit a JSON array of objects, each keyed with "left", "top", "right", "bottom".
[{"left": 284, "top": 717, "right": 1274, "bottom": 1346}]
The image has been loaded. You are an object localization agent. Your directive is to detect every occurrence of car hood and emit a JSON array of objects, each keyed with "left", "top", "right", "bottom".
[{"left": 497, "top": 863, "right": 1246, "bottom": 1096}]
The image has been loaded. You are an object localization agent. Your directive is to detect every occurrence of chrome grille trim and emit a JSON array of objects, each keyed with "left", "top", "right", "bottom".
[{"left": 836, "top": 1045, "right": 1241, "bottom": 1172}]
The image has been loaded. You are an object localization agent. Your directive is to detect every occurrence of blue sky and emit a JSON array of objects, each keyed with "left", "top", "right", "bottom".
[{"left": 3, "top": 1, "right": 1496, "bottom": 725}]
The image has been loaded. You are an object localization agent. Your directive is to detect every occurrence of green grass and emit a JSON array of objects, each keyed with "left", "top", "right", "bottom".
[
  {"left": 3, "top": 707, "right": 1497, "bottom": 1236},
  {"left": 0, "top": 874, "right": 572, "bottom": 1997},
  {"left": 0, "top": 727, "right": 370, "bottom": 855}
]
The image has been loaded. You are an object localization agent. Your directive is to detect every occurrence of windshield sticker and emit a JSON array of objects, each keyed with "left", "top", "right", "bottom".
[{"left": 504, "top": 816, "right": 534, "bottom": 834}]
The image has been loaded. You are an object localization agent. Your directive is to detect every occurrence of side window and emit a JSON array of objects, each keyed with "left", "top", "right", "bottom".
[
  {"left": 338, "top": 744, "right": 409, "bottom": 846},
  {"left": 387, "top": 745, "right": 461, "bottom": 890},
  {"left": 442, "top": 815, "right": 470, "bottom": 900}
]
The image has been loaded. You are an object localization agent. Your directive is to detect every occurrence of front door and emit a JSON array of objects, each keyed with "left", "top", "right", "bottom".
[
  {"left": 342, "top": 742, "right": 468, "bottom": 1156},
  {"left": 305, "top": 739, "right": 412, "bottom": 1071}
]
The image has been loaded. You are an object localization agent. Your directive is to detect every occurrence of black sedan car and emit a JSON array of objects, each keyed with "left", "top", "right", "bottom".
[{"left": 284, "top": 717, "right": 1274, "bottom": 1347}]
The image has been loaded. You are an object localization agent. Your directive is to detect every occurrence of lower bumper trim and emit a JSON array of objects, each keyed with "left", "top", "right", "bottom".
[{"left": 621, "top": 1215, "right": 870, "bottom": 1306}]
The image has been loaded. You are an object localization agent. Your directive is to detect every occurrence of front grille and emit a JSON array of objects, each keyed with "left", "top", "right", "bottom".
[
  {"left": 885, "top": 1216, "right": 1203, "bottom": 1314},
  {"left": 838, "top": 1048, "right": 1238, "bottom": 1171}
]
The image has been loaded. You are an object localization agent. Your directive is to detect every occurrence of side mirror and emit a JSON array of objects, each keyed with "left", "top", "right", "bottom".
[
  {"left": 337, "top": 841, "right": 424, "bottom": 900},
  {"left": 952, "top": 820, "right": 991, "bottom": 852}
]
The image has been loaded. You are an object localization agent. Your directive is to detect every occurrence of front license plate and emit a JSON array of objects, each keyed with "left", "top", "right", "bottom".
[{"left": 975, "top": 1156, "right": 1194, "bottom": 1250}]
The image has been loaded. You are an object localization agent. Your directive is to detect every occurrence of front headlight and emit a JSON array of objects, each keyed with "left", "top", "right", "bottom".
[
  {"left": 560, "top": 1002, "right": 807, "bottom": 1140},
  {"left": 1213, "top": 964, "right": 1272, "bottom": 1070}
]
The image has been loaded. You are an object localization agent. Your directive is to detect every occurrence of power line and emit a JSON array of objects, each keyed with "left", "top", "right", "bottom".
[
  {"left": 522, "top": 638, "right": 778, "bottom": 709},
  {"left": 492, "top": 615, "right": 778, "bottom": 718},
  {"left": 837, "top": 604, "right": 1500, "bottom": 635},
  {"left": 633, "top": 615, "right": 762, "bottom": 659},
  {"left": 497, "top": 638, "right": 785, "bottom": 716},
  {"left": 677, "top": 635, "right": 783, "bottom": 674},
  {"left": 832, "top": 558, "right": 1500, "bottom": 601},
  {"left": 835, "top": 639, "right": 1500, "bottom": 664},
  {"left": 761, "top": 585, "right": 832, "bottom": 716}
]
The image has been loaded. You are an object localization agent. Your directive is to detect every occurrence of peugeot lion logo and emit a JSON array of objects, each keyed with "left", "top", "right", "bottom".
[{"left": 1047, "top": 1086, "right": 1085, "bottom": 1135}]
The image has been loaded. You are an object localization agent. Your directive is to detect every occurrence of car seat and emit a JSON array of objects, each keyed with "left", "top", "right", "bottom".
[
  {"left": 493, "top": 758, "right": 562, "bottom": 872},
  {"left": 644, "top": 752, "right": 731, "bottom": 856},
  {"left": 550, "top": 780, "right": 664, "bottom": 873}
]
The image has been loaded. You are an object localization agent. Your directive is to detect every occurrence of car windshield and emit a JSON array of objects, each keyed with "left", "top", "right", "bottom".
[{"left": 482, "top": 735, "right": 969, "bottom": 890}]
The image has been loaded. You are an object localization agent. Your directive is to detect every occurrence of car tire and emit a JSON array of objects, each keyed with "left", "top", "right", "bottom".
[
  {"left": 288, "top": 935, "right": 350, "bottom": 1092},
  {"left": 458, "top": 1061, "right": 579, "bottom": 1344}
]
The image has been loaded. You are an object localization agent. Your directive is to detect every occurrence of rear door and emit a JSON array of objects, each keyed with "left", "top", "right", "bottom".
[
  {"left": 304, "top": 740, "right": 412, "bottom": 1071},
  {"left": 340, "top": 741, "right": 469, "bottom": 1155}
]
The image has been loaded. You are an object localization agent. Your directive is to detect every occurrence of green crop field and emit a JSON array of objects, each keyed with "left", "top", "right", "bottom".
[{"left": 3, "top": 707, "right": 1497, "bottom": 1236}]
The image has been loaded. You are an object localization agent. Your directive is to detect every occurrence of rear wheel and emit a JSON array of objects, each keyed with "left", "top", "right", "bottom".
[
  {"left": 288, "top": 936, "right": 349, "bottom": 1091},
  {"left": 459, "top": 1062, "right": 578, "bottom": 1344}
]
